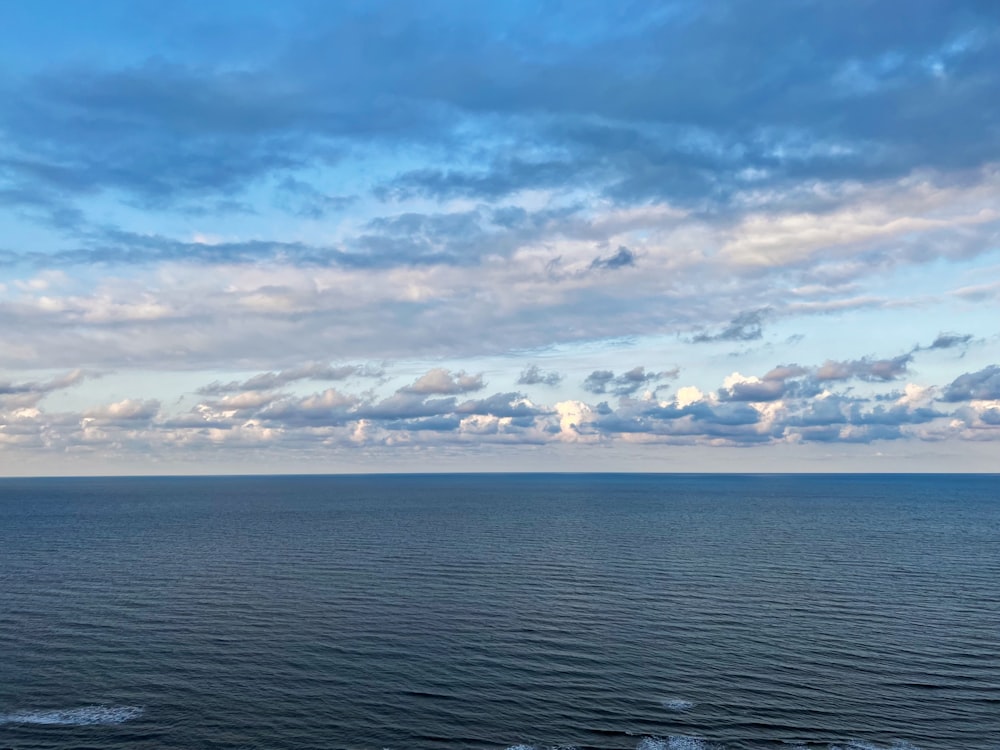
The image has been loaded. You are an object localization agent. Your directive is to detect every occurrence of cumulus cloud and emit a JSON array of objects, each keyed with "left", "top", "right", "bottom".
[
  {"left": 718, "top": 373, "right": 787, "bottom": 402},
  {"left": 1, "top": 358, "right": 993, "bottom": 466},
  {"left": 455, "top": 392, "right": 544, "bottom": 419},
  {"left": 941, "top": 365, "right": 1000, "bottom": 402},
  {"left": 83, "top": 399, "right": 159, "bottom": 421}
]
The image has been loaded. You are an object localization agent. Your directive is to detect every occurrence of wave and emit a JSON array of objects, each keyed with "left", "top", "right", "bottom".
[{"left": 0, "top": 705, "right": 144, "bottom": 726}]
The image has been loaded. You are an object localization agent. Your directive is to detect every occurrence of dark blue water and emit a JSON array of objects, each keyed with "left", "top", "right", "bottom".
[{"left": 1, "top": 474, "right": 998, "bottom": 750}]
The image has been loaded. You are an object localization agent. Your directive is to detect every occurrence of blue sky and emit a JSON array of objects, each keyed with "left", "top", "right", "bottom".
[{"left": 1, "top": 0, "right": 999, "bottom": 474}]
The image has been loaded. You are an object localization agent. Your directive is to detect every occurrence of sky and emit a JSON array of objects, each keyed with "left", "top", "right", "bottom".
[{"left": 1, "top": 0, "right": 999, "bottom": 475}]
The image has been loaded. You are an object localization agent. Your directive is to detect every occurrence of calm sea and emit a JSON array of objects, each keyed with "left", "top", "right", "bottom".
[{"left": 0, "top": 474, "right": 997, "bottom": 750}]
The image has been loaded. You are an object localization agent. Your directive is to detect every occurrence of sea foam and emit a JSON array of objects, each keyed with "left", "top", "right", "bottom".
[
  {"left": 662, "top": 698, "right": 695, "bottom": 710},
  {"left": 0, "top": 705, "right": 144, "bottom": 726},
  {"left": 637, "top": 736, "right": 718, "bottom": 750}
]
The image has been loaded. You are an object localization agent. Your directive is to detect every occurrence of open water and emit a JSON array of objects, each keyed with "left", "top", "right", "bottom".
[{"left": 1, "top": 474, "right": 998, "bottom": 750}]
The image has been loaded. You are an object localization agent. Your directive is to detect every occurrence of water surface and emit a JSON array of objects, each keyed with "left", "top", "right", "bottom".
[{"left": 1, "top": 474, "right": 997, "bottom": 749}]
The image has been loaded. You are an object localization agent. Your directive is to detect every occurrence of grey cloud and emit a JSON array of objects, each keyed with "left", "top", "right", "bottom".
[
  {"left": 382, "top": 415, "right": 463, "bottom": 432},
  {"left": 941, "top": 365, "right": 1000, "bottom": 402},
  {"left": 778, "top": 394, "right": 945, "bottom": 444},
  {"left": 793, "top": 424, "right": 904, "bottom": 444},
  {"left": 590, "top": 246, "right": 636, "bottom": 271},
  {"left": 517, "top": 365, "right": 563, "bottom": 386},
  {"left": 980, "top": 408, "right": 1000, "bottom": 425},
  {"left": 692, "top": 309, "right": 769, "bottom": 343},
  {"left": 160, "top": 415, "right": 234, "bottom": 430},
  {"left": 635, "top": 399, "right": 762, "bottom": 427},
  {"left": 763, "top": 364, "right": 810, "bottom": 381},
  {"left": 583, "top": 366, "right": 677, "bottom": 397},
  {"left": 680, "top": 401, "right": 762, "bottom": 427},
  {"left": 356, "top": 393, "right": 458, "bottom": 421},
  {"left": 204, "top": 391, "right": 285, "bottom": 414},
  {"left": 814, "top": 354, "right": 912, "bottom": 382},
  {"left": 849, "top": 403, "right": 944, "bottom": 426},
  {"left": 0, "top": 369, "right": 87, "bottom": 396},
  {"left": 3, "top": 229, "right": 340, "bottom": 269},
  {"left": 0, "top": 182, "right": 85, "bottom": 229},
  {"left": 83, "top": 398, "right": 160, "bottom": 422},
  {"left": 719, "top": 379, "right": 786, "bottom": 402},
  {"left": 376, "top": 159, "right": 586, "bottom": 202},
  {"left": 783, "top": 396, "right": 852, "bottom": 428},
  {"left": 721, "top": 351, "right": 921, "bottom": 404},
  {"left": 582, "top": 370, "right": 614, "bottom": 394},
  {"left": 2, "top": 1, "right": 996, "bottom": 219},
  {"left": 455, "top": 393, "right": 545, "bottom": 419},
  {"left": 0, "top": 370, "right": 91, "bottom": 408},
  {"left": 0, "top": 365, "right": 981, "bottom": 459},
  {"left": 591, "top": 399, "right": 769, "bottom": 443},
  {"left": 274, "top": 177, "right": 355, "bottom": 219},
  {"left": 256, "top": 389, "right": 360, "bottom": 426},
  {"left": 198, "top": 363, "right": 382, "bottom": 395},
  {"left": 927, "top": 332, "right": 974, "bottom": 350},
  {"left": 400, "top": 368, "right": 485, "bottom": 395}
]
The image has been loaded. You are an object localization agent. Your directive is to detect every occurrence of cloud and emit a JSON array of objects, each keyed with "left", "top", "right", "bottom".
[
  {"left": 718, "top": 375, "right": 787, "bottom": 402},
  {"left": 517, "top": 365, "right": 563, "bottom": 386},
  {"left": 815, "top": 354, "right": 912, "bottom": 382},
  {"left": 198, "top": 363, "right": 382, "bottom": 395},
  {"left": 941, "top": 365, "right": 1000, "bottom": 401},
  {"left": 692, "top": 309, "right": 769, "bottom": 343},
  {"left": 589, "top": 246, "right": 636, "bottom": 271},
  {"left": 926, "top": 332, "right": 974, "bottom": 350},
  {"left": 762, "top": 364, "right": 810, "bottom": 381},
  {"left": 0, "top": 369, "right": 87, "bottom": 396},
  {"left": 258, "top": 388, "right": 360, "bottom": 426},
  {"left": 399, "top": 368, "right": 485, "bottom": 395},
  {"left": 83, "top": 398, "right": 159, "bottom": 422},
  {"left": 582, "top": 366, "right": 677, "bottom": 396},
  {"left": 1, "top": 3, "right": 999, "bottom": 469},
  {"left": 274, "top": 177, "right": 355, "bottom": 219},
  {"left": 981, "top": 408, "right": 1000, "bottom": 426},
  {"left": 0, "top": 369, "right": 90, "bottom": 408},
  {"left": 455, "top": 392, "right": 545, "bottom": 419},
  {"left": 2, "top": 1, "right": 996, "bottom": 224},
  {"left": 1, "top": 356, "right": 992, "bottom": 465}
]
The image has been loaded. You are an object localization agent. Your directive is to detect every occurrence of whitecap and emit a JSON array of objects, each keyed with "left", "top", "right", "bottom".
[
  {"left": 637, "top": 736, "right": 716, "bottom": 750},
  {"left": 662, "top": 698, "right": 695, "bottom": 710},
  {"left": 0, "top": 705, "right": 144, "bottom": 726}
]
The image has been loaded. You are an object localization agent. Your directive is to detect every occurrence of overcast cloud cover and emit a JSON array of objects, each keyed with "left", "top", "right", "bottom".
[{"left": 1, "top": 0, "right": 998, "bottom": 474}]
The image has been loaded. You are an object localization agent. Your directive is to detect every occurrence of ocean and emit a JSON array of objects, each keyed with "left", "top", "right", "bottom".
[{"left": 0, "top": 474, "right": 997, "bottom": 750}]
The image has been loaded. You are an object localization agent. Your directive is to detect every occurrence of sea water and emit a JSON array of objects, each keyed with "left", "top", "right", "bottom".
[{"left": 1, "top": 474, "right": 997, "bottom": 749}]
